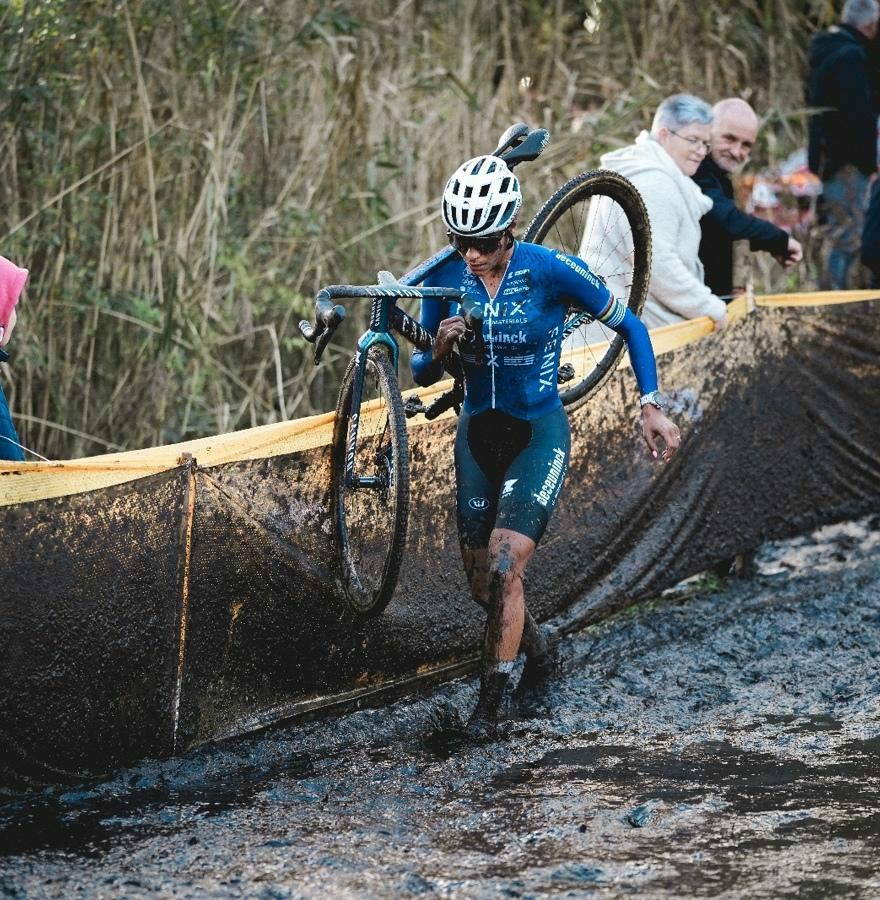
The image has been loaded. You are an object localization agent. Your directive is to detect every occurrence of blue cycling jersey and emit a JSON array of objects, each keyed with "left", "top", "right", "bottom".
[{"left": 411, "top": 241, "right": 658, "bottom": 420}]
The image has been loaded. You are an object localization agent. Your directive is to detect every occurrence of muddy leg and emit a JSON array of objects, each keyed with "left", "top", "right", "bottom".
[
  {"left": 462, "top": 544, "right": 545, "bottom": 656},
  {"left": 467, "top": 528, "right": 536, "bottom": 733}
]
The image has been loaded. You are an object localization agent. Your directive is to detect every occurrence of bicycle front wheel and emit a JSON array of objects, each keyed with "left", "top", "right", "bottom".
[
  {"left": 524, "top": 169, "right": 651, "bottom": 411},
  {"left": 331, "top": 346, "right": 410, "bottom": 618}
]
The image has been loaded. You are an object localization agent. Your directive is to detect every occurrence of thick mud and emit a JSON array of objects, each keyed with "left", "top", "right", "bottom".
[{"left": 1, "top": 516, "right": 878, "bottom": 898}]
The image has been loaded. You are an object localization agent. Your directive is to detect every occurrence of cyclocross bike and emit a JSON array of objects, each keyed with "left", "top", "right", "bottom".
[{"left": 299, "top": 123, "right": 652, "bottom": 618}]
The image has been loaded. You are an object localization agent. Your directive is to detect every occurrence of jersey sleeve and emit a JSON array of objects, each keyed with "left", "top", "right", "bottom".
[
  {"left": 551, "top": 250, "right": 658, "bottom": 395},
  {"left": 614, "top": 308, "right": 658, "bottom": 395},
  {"left": 550, "top": 250, "right": 614, "bottom": 316},
  {"left": 410, "top": 293, "right": 451, "bottom": 387}
]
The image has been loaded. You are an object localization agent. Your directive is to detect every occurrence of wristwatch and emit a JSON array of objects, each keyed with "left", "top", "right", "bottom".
[{"left": 639, "top": 390, "right": 668, "bottom": 411}]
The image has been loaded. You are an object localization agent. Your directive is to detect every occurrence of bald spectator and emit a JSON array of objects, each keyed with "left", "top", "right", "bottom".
[
  {"left": 694, "top": 99, "right": 803, "bottom": 299},
  {"left": 807, "top": 0, "right": 880, "bottom": 289}
]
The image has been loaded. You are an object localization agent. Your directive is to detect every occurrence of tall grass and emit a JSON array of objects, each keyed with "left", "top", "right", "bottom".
[{"left": 0, "top": 0, "right": 838, "bottom": 458}]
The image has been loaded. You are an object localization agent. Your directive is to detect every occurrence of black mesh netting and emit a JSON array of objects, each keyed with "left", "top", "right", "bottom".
[{"left": 1, "top": 301, "right": 878, "bottom": 779}]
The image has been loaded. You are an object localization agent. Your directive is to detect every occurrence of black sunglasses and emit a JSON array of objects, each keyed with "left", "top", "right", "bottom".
[{"left": 448, "top": 231, "right": 508, "bottom": 255}]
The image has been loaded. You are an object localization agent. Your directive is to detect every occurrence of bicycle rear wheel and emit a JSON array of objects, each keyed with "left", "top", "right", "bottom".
[
  {"left": 331, "top": 346, "right": 409, "bottom": 617},
  {"left": 524, "top": 169, "right": 651, "bottom": 411}
]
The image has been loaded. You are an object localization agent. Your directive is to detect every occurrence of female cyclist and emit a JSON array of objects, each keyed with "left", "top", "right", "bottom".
[{"left": 411, "top": 155, "right": 680, "bottom": 735}]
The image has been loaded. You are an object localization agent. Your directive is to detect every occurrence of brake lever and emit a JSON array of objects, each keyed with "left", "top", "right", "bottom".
[{"left": 298, "top": 297, "right": 345, "bottom": 365}]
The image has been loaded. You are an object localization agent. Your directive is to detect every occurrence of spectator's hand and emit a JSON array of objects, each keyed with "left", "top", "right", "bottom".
[
  {"left": 641, "top": 406, "right": 681, "bottom": 462},
  {"left": 0, "top": 308, "right": 16, "bottom": 347},
  {"left": 432, "top": 315, "right": 467, "bottom": 362},
  {"left": 782, "top": 237, "right": 803, "bottom": 267}
]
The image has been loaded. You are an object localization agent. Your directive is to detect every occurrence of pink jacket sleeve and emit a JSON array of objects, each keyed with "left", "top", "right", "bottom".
[{"left": 0, "top": 256, "right": 28, "bottom": 326}]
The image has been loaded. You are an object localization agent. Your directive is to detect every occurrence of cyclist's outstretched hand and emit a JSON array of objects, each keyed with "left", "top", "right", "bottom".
[
  {"left": 433, "top": 315, "right": 467, "bottom": 362},
  {"left": 641, "top": 406, "right": 681, "bottom": 462}
]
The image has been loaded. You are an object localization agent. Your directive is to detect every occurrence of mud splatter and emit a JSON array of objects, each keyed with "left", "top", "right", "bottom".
[{"left": 1, "top": 516, "right": 878, "bottom": 898}]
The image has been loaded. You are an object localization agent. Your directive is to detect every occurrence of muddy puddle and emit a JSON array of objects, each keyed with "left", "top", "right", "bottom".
[{"left": 1, "top": 515, "right": 879, "bottom": 898}]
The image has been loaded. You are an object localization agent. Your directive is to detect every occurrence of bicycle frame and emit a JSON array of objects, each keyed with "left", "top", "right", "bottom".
[{"left": 333, "top": 276, "right": 463, "bottom": 491}]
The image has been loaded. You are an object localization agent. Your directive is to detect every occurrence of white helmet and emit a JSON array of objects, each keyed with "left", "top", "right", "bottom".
[{"left": 441, "top": 155, "right": 522, "bottom": 237}]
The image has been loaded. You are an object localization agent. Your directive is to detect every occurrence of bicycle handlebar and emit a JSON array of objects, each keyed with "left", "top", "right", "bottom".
[{"left": 299, "top": 283, "right": 475, "bottom": 366}]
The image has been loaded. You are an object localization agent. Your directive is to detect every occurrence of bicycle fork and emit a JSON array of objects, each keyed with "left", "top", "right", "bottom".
[{"left": 344, "top": 330, "right": 399, "bottom": 492}]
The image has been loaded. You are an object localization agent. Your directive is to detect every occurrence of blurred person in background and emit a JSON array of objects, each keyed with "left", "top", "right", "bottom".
[
  {"left": 694, "top": 98, "right": 803, "bottom": 298},
  {"left": 807, "top": 0, "right": 880, "bottom": 289},
  {"left": 0, "top": 256, "right": 29, "bottom": 462},
  {"left": 582, "top": 94, "right": 727, "bottom": 331},
  {"left": 861, "top": 180, "right": 880, "bottom": 285}
]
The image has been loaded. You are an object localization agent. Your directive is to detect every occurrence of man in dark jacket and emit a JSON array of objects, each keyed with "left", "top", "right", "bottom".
[
  {"left": 807, "top": 0, "right": 879, "bottom": 288},
  {"left": 694, "top": 98, "right": 803, "bottom": 298}
]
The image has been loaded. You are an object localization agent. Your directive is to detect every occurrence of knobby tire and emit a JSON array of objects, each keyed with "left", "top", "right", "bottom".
[
  {"left": 524, "top": 169, "right": 651, "bottom": 411},
  {"left": 331, "top": 346, "right": 409, "bottom": 618}
]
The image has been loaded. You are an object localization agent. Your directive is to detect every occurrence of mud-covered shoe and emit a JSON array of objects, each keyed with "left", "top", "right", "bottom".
[
  {"left": 512, "top": 644, "right": 562, "bottom": 715},
  {"left": 465, "top": 669, "right": 510, "bottom": 741}
]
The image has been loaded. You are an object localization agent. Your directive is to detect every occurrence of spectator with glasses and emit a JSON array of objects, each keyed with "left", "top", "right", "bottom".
[
  {"left": 694, "top": 98, "right": 803, "bottom": 299},
  {"left": 411, "top": 155, "right": 680, "bottom": 737},
  {"left": 582, "top": 93, "right": 728, "bottom": 331}
]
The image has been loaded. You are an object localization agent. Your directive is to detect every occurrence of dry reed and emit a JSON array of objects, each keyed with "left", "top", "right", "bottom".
[{"left": 0, "top": 0, "right": 840, "bottom": 457}]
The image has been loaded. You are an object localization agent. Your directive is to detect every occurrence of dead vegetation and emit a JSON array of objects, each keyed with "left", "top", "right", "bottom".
[{"left": 0, "top": 0, "right": 835, "bottom": 456}]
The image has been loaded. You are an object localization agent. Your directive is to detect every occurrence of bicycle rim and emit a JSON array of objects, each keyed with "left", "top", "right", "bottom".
[
  {"left": 331, "top": 346, "right": 410, "bottom": 617},
  {"left": 524, "top": 169, "right": 651, "bottom": 411}
]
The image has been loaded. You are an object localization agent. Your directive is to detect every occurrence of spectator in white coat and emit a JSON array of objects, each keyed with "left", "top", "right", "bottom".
[{"left": 582, "top": 94, "right": 727, "bottom": 331}]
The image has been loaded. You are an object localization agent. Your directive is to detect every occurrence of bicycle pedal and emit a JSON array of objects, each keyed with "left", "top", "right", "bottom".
[
  {"left": 404, "top": 394, "right": 427, "bottom": 418},
  {"left": 557, "top": 363, "right": 575, "bottom": 384}
]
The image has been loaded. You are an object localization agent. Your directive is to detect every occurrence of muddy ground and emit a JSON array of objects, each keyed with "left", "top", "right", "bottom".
[{"left": 1, "top": 515, "right": 878, "bottom": 898}]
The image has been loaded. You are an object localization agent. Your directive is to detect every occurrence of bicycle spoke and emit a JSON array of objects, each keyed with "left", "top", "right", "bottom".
[{"left": 524, "top": 170, "right": 651, "bottom": 410}]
